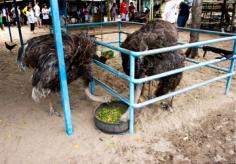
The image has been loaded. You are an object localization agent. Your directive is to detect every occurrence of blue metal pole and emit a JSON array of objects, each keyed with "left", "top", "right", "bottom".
[
  {"left": 94, "top": 60, "right": 130, "bottom": 81},
  {"left": 96, "top": 36, "right": 236, "bottom": 58},
  {"left": 90, "top": 80, "right": 95, "bottom": 95},
  {"left": 225, "top": 40, "right": 236, "bottom": 95},
  {"left": 133, "top": 57, "right": 229, "bottom": 84},
  {"left": 49, "top": 0, "right": 73, "bottom": 135},
  {"left": 96, "top": 40, "right": 130, "bottom": 55},
  {"left": 186, "top": 58, "right": 229, "bottom": 72},
  {"left": 94, "top": 79, "right": 130, "bottom": 105},
  {"left": 120, "top": 31, "right": 130, "bottom": 35},
  {"left": 13, "top": 0, "right": 24, "bottom": 46},
  {"left": 120, "top": 21, "right": 145, "bottom": 26},
  {"left": 134, "top": 72, "right": 234, "bottom": 108},
  {"left": 105, "top": 41, "right": 120, "bottom": 45},
  {"left": 118, "top": 21, "right": 122, "bottom": 46},
  {"left": 63, "top": 21, "right": 117, "bottom": 29},
  {"left": 136, "top": 36, "right": 236, "bottom": 57},
  {"left": 178, "top": 27, "right": 236, "bottom": 36},
  {"left": 129, "top": 53, "right": 135, "bottom": 134}
]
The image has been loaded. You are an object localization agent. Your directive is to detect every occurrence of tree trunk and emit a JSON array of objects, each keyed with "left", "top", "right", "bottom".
[
  {"left": 186, "top": 0, "right": 202, "bottom": 58},
  {"left": 220, "top": 0, "right": 227, "bottom": 30}
]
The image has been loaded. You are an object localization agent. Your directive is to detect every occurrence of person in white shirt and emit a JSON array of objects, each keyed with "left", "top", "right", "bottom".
[
  {"left": 34, "top": 2, "right": 42, "bottom": 28},
  {"left": 41, "top": 4, "right": 50, "bottom": 29},
  {"left": 2, "top": 8, "right": 7, "bottom": 26},
  {"left": 27, "top": 7, "right": 36, "bottom": 34},
  {"left": 93, "top": 5, "right": 98, "bottom": 15},
  {"left": 162, "top": 0, "right": 178, "bottom": 24}
]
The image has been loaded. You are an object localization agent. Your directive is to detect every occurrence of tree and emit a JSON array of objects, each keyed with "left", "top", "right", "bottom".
[{"left": 186, "top": 0, "right": 202, "bottom": 58}]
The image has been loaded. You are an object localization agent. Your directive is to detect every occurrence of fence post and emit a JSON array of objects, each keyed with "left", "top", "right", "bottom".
[
  {"left": 118, "top": 21, "right": 122, "bottom": 46},
  {"left": 225, "top": 40, "right": 236, "bottom": 95},
  {"left": 129, "top": 53, "right": 135, "bottom": 134},
  {"left": 90, "top": 80, "right": 95, "bottom": 95},
  {"left": 49, "top": 0, "right": 73, "bottom": 135}
]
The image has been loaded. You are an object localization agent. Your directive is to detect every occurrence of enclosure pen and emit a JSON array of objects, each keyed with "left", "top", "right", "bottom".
[{"left": 44, "top": 18, "right": 236, "bottom": 135}]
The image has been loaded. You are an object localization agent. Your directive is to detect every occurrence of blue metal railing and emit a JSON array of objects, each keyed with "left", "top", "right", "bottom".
[
  {"left": 177, "top": 27, "right": 236, "bottom": 36},
  {"left": 49, "top": 20, "right": 235, "bottom": 135},
  {"left": 94, "top": 21, "right": 235, "bottom": 134}
]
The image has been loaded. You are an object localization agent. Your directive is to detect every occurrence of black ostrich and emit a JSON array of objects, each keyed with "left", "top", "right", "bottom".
[
  {"left": 120, "top": 20, "right": 185, "bottom": 121},
  {"left": 17, "top": 32, "right": 111, "bottom": 116}
]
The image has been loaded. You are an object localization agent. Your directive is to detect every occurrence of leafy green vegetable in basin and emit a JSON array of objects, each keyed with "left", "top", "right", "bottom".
[{"left": 96, "top": 106, "right": 127, "bottom": 124}]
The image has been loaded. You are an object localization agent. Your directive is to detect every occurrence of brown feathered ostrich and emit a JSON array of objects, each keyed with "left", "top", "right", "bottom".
[
  {"left": 120, "top": 20, "right": 185, "bottom": 121},
  {"left": 17, "top": 32, "right": 111, "bottom": 116}
]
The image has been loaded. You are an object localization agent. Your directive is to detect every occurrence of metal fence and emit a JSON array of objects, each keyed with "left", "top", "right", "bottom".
[{"left": 50, "top": 1, "right": 236, "bottom": 135}]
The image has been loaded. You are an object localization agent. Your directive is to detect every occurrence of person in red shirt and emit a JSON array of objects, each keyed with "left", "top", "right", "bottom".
[
  {"left": 120, "top": 0, "right": 127, "bottom": 21},
  {"left": 129, "top": 2, "right": 135, "bottom": 21}
]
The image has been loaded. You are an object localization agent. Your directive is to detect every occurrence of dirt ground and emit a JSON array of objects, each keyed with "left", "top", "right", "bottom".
[{"left": 0, "top": 24, "right": 236, "bottom": 164}]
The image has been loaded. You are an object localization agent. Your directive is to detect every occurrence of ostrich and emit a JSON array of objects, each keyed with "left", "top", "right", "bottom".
[
  {"left": 17, "top": 32, "right": 111, "bottom": 116},
  {"left": 120, "top": 20, "right": 185, "bottom": 121}
]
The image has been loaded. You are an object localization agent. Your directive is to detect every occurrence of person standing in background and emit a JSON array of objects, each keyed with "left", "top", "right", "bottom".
[
  {"left": 22, "top": 4, "right": 29, "bottom": 25},
  {"left": 129, "top": 2, "right": 135, "bottom": 21},
  {"left": 162, "top": 0, "right": 178, "bottom": 24},
  {"left": 93, "top": 5, "right": 98, "bottom": 15},
  {"left": 160, "top": 0, "right": 166, "bottom": 18},
  {"left": 41, "top": 4, "right": 50, "bottom": 30},
  {"left": 34, "top": 2, "right": 42, "bottom": 28},
  {"left": 2, "top": 7, "right": 7, "bottom": 26},
  {"left": 27, "top": 7, "right": 36, "bottom": 34},
  {"left": 177, "top": 0, "right": 191, "bottom": 27},
  {"left": 22, "top": 5, "right": 28, "bottom": 15},
  {"left": 83, "top": 5, "right": 89, "bottom": 22},
  {"left": 120, "top": 0, "right": 127, "bottom": 21},
  {"left": 110, "top": 3, "right": 117, "bottom": 21},
  {"left": 0, "top": 11, "right": 4, "bottom": 30},
  {"left": 10, "top": 5, "right": 21, "bottom": 25},
  {"left": 10, "top": 5, "right": 15, "bottom": 25}
]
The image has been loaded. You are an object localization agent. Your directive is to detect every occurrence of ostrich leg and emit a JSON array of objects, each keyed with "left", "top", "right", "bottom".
[
  {"left": 48, "top": 95, "right": 62, "bottom": 117},
  {"left": 156, "top": 74, "right": 182, "bottom": 112},
  {"left": 160, "top": 96, "right": 174, "bottom": 112},
  {"left": 83, "top": 69, "right": 112, "bottom": 103},
  {"left": 120, "top": 84, "right": 144, "bottom": 122},
  {"left": 84, "top": 84, "right": 111, "bottom": 103},
  {"left": 134, "top": 84, "right": 144, "bottom": 103}
]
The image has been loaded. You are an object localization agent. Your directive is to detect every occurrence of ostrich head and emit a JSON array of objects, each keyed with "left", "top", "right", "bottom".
[{"left": 93, "top": 53, "right": 114, "bottom": 64}]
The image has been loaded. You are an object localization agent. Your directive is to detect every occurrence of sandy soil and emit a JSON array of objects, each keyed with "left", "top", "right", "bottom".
[{"left": 0, "top": 24, "right": 236, "bottom": 164}]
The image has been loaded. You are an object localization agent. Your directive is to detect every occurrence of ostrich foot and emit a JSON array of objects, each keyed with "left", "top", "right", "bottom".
[
  {"left": 85, "top": 87, "right": 112, "bottom": 103},
  {"left": 160, "top": 101, "right": 174, "bottom": 112},
  {"left": 48, "top": 106, "right": 62, "bottom": 117},
  {"left": 101, "top": 95, "right": 112, "bottom": 103}
]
